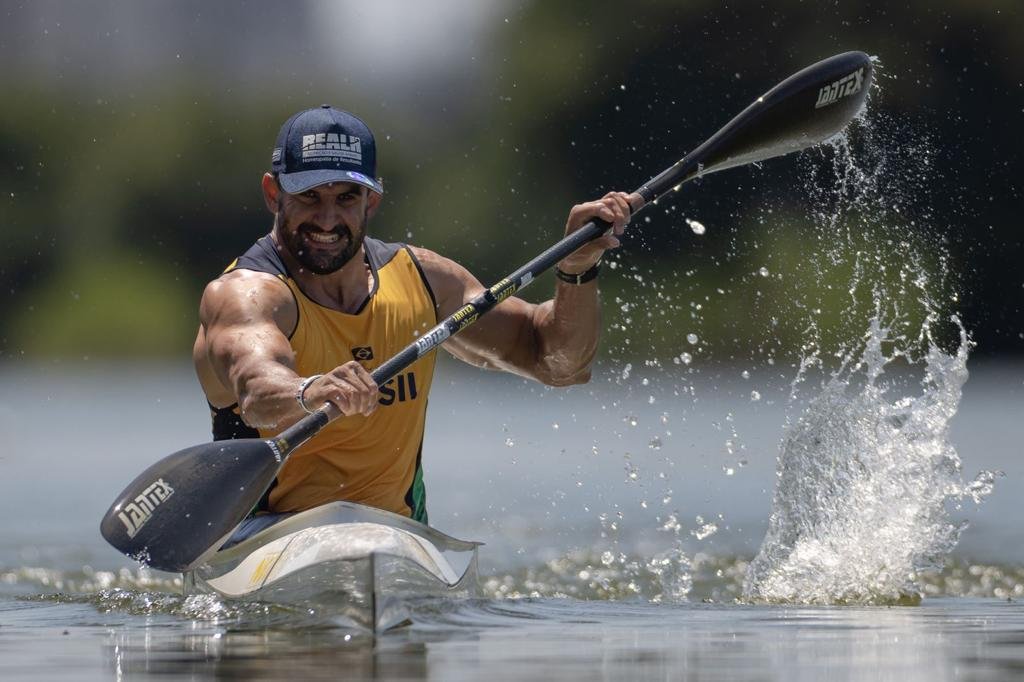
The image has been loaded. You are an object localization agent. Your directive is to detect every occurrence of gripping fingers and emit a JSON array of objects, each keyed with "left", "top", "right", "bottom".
[
  {"left": 561, "top": 191, "right": 634, "bottom": 271},
  {"left": 320, "top": 361, "right": 379, "bottom": 417},
  {"left": 599, "top": 192, "right": 632, "bottom": 235}
]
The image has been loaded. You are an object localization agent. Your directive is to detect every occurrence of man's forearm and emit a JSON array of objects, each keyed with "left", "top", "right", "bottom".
[
  {"left": 236, "top": 366, "right": 308, "bottom": 429},
  {"left": 533, "top": 279, "right": 602, "bottom": 386}
]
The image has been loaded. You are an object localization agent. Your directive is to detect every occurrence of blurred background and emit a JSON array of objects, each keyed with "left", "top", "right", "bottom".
[
  {"left": 0, "top": 1, "right": 1021, "bottom": 569},
  {"left": 1, "top": 0, "right": 1020, "bottom": 361}
]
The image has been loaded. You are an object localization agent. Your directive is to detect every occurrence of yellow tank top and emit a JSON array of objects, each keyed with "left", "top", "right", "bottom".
[{"left": 211, "top": 236, "right": 437, "bottom": 522}]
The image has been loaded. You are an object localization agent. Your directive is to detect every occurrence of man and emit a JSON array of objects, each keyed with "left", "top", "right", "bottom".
[{"left": 193, "top": 105, "right": 633, "bottom": 541}]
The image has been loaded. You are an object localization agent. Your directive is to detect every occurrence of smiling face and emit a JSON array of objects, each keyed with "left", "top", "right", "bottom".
[{"left": 264, "top": 177, "right": 380, "bottom": 275}]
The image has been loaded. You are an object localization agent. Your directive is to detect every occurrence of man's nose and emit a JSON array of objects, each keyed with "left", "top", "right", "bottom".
[{"left": 313, "top": 202, "right": 343, "bottom": 228}]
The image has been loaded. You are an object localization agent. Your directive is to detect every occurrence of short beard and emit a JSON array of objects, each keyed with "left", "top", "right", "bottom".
[{"left": 276, "top": 205, "right": 367, "bottom": 275}]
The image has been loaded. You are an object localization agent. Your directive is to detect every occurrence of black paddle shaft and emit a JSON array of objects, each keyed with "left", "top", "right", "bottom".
[{"left": 101, "top": 51, "right": 873, "bottom": 572}]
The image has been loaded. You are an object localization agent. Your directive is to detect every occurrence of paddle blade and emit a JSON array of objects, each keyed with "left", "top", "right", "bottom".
[
  {"left": 641, "top": 51, "right": 874, "bottom": 202},
  {"left": 100, "top": 438, "right": 281, "bottom": 572},
  {"left": 692, "top": 51, "right": 873, "bottom": 177}
]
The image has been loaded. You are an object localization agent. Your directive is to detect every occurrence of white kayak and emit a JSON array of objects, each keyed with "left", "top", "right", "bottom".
[{"left": 182, "top": 501, "right": 481, "bottom": 631}]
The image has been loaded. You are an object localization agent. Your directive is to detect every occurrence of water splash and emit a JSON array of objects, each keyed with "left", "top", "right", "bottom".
[
  {"left": 743, "top": 314, "right": 996, "bottom": 605},
  {"left": 732, "top": 66, "right": 1003, "bottom": 604}
]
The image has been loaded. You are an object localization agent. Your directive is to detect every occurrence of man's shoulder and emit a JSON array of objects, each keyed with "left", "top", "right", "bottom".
[
  {"left": 364, "top": 236, "right": 406, "bottom": 270},
  {"left": 404, "top": 244, "right": 468, "bottom": 277},
  {"left": 199, "top": 267, "right": 298, "bottom": 338},
  {"left": 204, "top": 235, "right": 295, "bottom": 313},
  {"left": 212, "top": 267, "right": 287, "bottom": 289},
  {"left": 402, "top": 244, "right": 482, "bottom": 316},
  {"left": 200, "top": 268, "right": 295, "bottom": 323}
]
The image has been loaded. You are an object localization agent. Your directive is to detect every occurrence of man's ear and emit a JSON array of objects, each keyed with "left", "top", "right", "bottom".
[
  {"left": 365, "top": 189, "right": 382, "bottom": 219},
  {"left": 261, "top": 173, "right": 280, "bottom": 214}
]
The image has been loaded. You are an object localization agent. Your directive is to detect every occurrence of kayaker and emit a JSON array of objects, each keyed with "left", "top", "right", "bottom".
[{"left": 193, "top": 105, "right": 634, "bottom": 542}]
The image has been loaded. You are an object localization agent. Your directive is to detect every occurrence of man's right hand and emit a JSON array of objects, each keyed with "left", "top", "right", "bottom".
[{"left": 303, "top": 361, "right": 379, "bottom": 418}]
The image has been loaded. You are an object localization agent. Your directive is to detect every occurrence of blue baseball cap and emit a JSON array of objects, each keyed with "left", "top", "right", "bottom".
[{"left": 271, "top": 105, "right": 384, "bottom": 195}]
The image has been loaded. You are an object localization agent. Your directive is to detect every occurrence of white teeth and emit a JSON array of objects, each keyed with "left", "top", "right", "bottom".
[{"left": 306, "top": 232, "right": 340, "bottom": 244}]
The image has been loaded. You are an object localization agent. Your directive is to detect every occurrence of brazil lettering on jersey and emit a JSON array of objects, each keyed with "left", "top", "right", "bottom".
[{"left": 209, "top": 235, "right": 437, "bottom": 523}]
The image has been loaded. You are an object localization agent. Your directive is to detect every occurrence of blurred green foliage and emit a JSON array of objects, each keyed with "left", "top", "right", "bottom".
[
  {"left": 11, "top": 251, "right": 194, "bottom": 358},
  {"left": 1, "top": 1, "right": 1019, "bottom": 361}
]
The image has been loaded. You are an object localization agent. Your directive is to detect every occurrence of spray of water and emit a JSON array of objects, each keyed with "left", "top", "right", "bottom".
[
  {"left": 743, "top": 313, "right": 989, "bottom": 604},
  {"left": 743, "top": 70, "right": 998, "bottom": 605}
]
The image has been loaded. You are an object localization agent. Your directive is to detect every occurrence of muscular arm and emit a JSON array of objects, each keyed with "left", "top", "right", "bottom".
[
  {"left": 411, "top": 249, "right": 596, "bottom": 385},
  {"left": 194, "top": 270, "right": 377, "bottom": 430},
  {"left": 412, "top": 192, "right": 635, "bottom": 387},
  {"left": 195, "top": 270, "right": 306, "bottom": 428}
]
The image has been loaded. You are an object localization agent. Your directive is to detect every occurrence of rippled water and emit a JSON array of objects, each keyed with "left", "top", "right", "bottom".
[
  {"left": 4, "top": 589, "right": 1024, "bottom": 681},
  {"left": 2, "top": 359, "right": 1022, "bottom": 680},
  {"left": 3, "top": 351, "right": 1023, "bottom": 682}
]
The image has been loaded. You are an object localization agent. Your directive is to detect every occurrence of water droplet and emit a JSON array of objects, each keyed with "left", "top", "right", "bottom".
[
  {"left": 660, "top": 514, "right": 681, "bottom": 532},
  {"left": 625, "top": 463, "right": 640, "bottom": 482},
  {"left": 687, "top": 333, "right": 699, "bottom": 344},
  {"left": 750, "top": 390, "right": 762, "bottom": 402},
  {"left": 691, "top": 521, "right": 719, "bottom": 540},
  {"left": 505, "top": 438, "right": 515, "bottom": 447},
  {"left": 648, "top": 437, "right": 662, "bottom": 450},
  {"left": 759, "top": 266, "right": 770, "bottom": 277},
  {"left": 685, "top": 218, "right": 706, "bottom": 235}
]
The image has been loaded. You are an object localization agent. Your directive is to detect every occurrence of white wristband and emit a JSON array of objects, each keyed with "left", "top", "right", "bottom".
[{"left": 295, "top": 374, "right": 324, "bottom": 414}]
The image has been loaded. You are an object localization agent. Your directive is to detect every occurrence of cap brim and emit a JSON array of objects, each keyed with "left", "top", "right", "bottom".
[{"left": 278, "top": 169, "right": 383, "bottom": 195}]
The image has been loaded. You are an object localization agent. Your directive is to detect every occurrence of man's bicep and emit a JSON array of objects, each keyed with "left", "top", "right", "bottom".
[
  {"left": 205, "top": 318, "right": 296, "bottom": 380},
  {"left": 443, "top": 296, "right": 546, "bottom": 376},
  {"left": 409, "top": 246, "right": 542, "bottom": 376},
  {"left": 199, "top": 275, "right": 298, "bottom": 392}
]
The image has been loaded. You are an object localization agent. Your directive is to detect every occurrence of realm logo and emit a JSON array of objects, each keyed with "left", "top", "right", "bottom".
[
  {"left": 814, "top": 67, "right": 865, "bottom": 109},
  {"left": 301, "top": 133, "right": 362, "bottom": 164},
  {"left": 117, "top": 478, "right": 175, "bottom": 538}
]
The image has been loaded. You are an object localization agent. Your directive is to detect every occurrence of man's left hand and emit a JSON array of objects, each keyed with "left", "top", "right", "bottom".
[{"left": 558, "top": 191, "right": 639, "bottom": 274}]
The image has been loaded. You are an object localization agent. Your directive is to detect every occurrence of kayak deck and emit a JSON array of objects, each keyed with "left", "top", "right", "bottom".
[{"left": 182, "top": 501, "right": 481, "bottom": 631}]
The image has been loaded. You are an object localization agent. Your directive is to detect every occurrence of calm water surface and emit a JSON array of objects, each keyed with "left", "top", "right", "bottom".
[
  {"left": 3, "top": 596, "right": 1024, "bottom": 681},
  {"left": 1, "top": 360, "right": 1022, "bottom": 680}
]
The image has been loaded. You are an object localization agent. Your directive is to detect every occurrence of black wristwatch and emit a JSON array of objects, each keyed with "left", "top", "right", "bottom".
[{"left": 555, "top": 260, "right": 601, "bottom": 285}]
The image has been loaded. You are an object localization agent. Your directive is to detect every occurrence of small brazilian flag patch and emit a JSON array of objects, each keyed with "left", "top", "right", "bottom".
[{"left": 352, "top": 346, "right": 374, "bottom": 361}]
